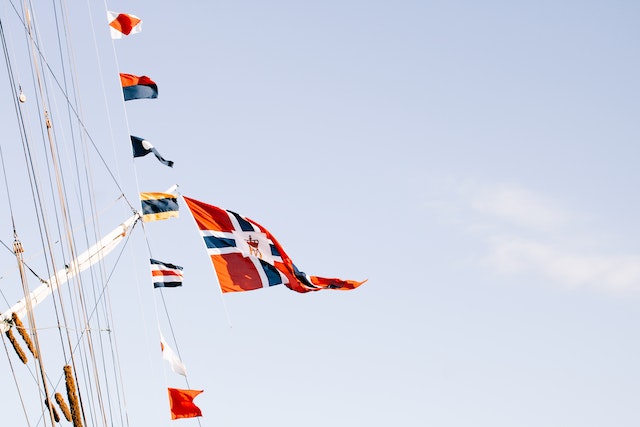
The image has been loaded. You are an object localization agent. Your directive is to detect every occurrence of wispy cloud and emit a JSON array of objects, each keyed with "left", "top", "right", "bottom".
[
  {"left": 481, "top": 235, "right": 640, "bottom": 292},
  {"left": 471, "top": 184, "right": 569, "bottom": 231},
  {"left": 429, "top": 179, "right": 640, "bottom": 292}
]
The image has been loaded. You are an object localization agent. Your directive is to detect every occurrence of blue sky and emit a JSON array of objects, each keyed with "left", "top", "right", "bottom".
[{"left": 0, "top": 1, "right": 638, "bottom": 426}]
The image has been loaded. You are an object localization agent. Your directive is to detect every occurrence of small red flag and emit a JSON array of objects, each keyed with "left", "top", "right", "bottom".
[
  {"left": 108, "top": 11, "right": 142, "bottom": 38},
  {"left": 168, "top": 388, "right": 203, "bottom": 420}
]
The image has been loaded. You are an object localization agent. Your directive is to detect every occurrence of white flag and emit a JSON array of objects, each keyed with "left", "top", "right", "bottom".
[{"left": 160, "top": 334, "right": 187, "bottom": 376}]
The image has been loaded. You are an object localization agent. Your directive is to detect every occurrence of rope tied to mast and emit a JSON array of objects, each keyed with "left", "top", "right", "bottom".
[
  {"left": 55, "top": 391, "right": 72, "bottom": 422},
  {"left": 44, "top": 397, "right": 61, "bottom": 422},
  {"left": 64, "top": 365, "right": 83, "bottom": 427},
  {"left": 11, "top": 312, "right": 37, "bottom": 358},
  {"left": 4, "top": 327, "right": 27, "bottom": 364}
]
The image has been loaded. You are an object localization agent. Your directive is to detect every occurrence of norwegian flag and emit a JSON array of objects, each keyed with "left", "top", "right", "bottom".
[
  {"left": 150, "top": 259, "right": 183, "bottom": 288},
  {"left": 183, "top": 196, "right": 366, "bottom": 293}
]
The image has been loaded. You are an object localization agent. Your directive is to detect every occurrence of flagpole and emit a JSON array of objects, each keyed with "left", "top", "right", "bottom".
[{"left": 178, "top": 193, "right": 233, "bottom": 328}]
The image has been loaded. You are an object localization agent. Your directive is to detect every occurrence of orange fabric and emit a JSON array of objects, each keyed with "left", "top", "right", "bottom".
[
  {"left": 310, "top": 276, "right": 367, "bottom": 291},
  {"left": 119, "top": 73, "right": 155, "bottom": 88},
  {"left": 183, "top": 196, "right": 366, "bottom": 293},
  {"left": 109, "top": 13, "right": 141, "bottom": 34},
  {"left": 212, "top": 254, "right": 266, "bottom": 293},
  {"left": 168, "top": 388, "right": 203, "bottom": 420}
]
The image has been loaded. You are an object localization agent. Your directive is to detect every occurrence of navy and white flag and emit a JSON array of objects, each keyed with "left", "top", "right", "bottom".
[
  {"left": 150, "top": 259, "right": 183, "bottom": 288},
  {"left": 131, "top": 135, "right": 174, "bottom": 167}
]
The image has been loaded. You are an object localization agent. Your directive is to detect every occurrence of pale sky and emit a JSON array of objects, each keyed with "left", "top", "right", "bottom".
[{"left": 0, "top": 1, "right": 638, "bottom": 426}]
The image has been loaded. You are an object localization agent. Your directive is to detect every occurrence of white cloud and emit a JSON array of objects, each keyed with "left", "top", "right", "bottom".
[
  {"left": 471, "top": 184, "right": 570, "bottom": 231},
  {"left": 482, "top": 235, "right": 640, "bottom": 291},
  {"left": 432, "top": 179, "right": 640, "bottom": 292}
]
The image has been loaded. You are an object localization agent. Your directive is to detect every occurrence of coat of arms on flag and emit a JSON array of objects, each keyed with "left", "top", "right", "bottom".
[{"left": 183, "top": 196, "right": 366, "bottom": 293}]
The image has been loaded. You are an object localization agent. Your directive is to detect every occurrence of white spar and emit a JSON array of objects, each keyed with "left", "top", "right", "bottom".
[
  {"left": 0, "top": 185, "right": 178, "bottom": 332},
  {"left": 0, "top": 213, "right": 139, "bottom": 332}
]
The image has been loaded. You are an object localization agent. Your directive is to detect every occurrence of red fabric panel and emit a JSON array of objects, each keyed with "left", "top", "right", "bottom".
[{"left": 168, "top": 388, "right": 203, "bottom": 420}]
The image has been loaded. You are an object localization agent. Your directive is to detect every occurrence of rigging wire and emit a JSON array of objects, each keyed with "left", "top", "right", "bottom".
[
  {"left": 0, "top": 4, "right": 58, "bottom": 426},
  {"left": 48, "top": 0, "right": 118, "bottom": 423},
  {"left": 1, "top": 333, "right": 32, "bottom": 426},
  {"left": 5, "top": 0, "right": 135, "bottom": 212},
  {"left": 97, "top": 0, "right": 204, "bottom": 421},
  {"left": 2, "top": 0, "right": 206, "bottom": 425},
  {"left": 1, "top": 0, "right": 140, "bottom": 425},
  {"left": 20, "top": 2, "right": 99, "bottom": 426},
  {"left": 0, "top": 53, "right": 59, "bottom": 416}
]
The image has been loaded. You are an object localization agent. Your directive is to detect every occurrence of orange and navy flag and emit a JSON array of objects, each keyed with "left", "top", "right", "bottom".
[
  {"left": 140, "top": 192, "right": 178, "bottom": 222},
  {"left": 167, "top": 388, "right": 202, "bottom": 420},
  {"left": 183, "top": 196, "right": 366, "bottom": 293},
  {"left": 107, "top": 11, "right": 142, "bottom": 39},
  {"left": 120, "top": 73, "right": 157, "bottom": 101}
]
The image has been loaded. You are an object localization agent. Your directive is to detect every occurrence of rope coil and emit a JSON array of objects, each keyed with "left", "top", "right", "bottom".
[
  {"left": 64, "top": 365, "right": 83, "bottom": 427},
  {"left": 55, "top": 391, "right": 72, "bottom": 422},
  {"left": 11, "top": 312, "right": 37, "bottom": 358},
  {"left": 44, "top": 397, "right": 61, "bottom": 422},
  {"left": 5, "top": 328, "right": 27, "bottom": 364}
]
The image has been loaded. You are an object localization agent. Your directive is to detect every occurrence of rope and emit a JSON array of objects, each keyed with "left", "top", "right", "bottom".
[
  {"left": 97, "top": 2, "right": 205, "bottom": 425},
  {"left": 1, "top": 332, "right": 32, "bottom": 426},
  {"left": 1, "top": 0, "right": 138, "bottom": 425}
]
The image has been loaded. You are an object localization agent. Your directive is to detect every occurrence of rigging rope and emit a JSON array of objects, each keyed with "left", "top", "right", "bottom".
[{"left": 0, "top": 0, "right": 142, "bottom": 424}]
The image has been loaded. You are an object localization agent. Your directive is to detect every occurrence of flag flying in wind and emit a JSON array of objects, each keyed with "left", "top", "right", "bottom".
[
  {"left": 150, "top": 259, "right": 183, "bottom": 288},
  {"left": 167, "top": 388, "right": 202, "bottom": 420},
  {"left": 131, "top": 135, "right": 174, "bottom": 167},
  {"left": 120, "top": 73, "right": 158, "bottom": 101},
  {"left": 183, "top": 196, "right": 366, "bottom": 293},
  {"left": 107, "top": 11, "right": 142, "bottom": 38},
  {"left": 160, "top": 334, "right": 187, "bottom": 376},
  {"left": 140, "top": 192, "right": 179, "bottom": 222}
]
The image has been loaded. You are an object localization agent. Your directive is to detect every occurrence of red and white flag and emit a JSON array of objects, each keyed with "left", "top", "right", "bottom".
[
  {"left": 108, "top": 11, "right": 142, "bottom": 39},
  {"left": 183, "top": 196, "right": 366, "bottom": 293},
  {"left": 160, "top": 334, "right": 187, "bottom": 377}
]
